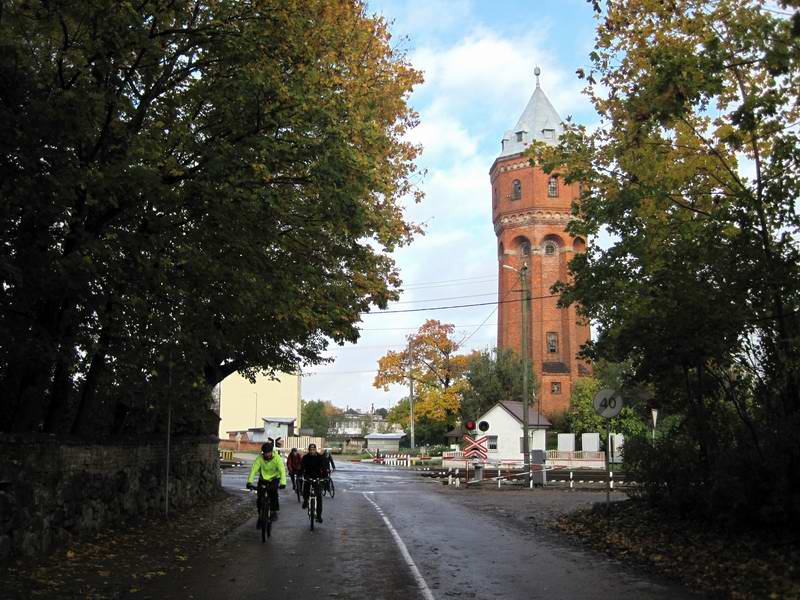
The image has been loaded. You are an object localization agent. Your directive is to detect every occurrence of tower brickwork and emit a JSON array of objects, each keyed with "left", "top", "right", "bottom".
[{"left": 490, "top": 70, "right": 591, "bottom": 418}]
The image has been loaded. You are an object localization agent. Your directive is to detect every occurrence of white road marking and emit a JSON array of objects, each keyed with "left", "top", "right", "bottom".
[{"left": 362, "top": 492, "right": 436, "bottom": 600}]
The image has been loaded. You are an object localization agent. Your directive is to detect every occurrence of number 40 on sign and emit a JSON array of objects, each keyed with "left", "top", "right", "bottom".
[{"left": 592, "top": 388, "right": 624, "bottom": 419}]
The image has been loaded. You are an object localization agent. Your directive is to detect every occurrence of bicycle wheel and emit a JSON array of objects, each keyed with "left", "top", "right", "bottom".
[
  {"left": 260, "top": 499, "right": 268, "bottom": 543},
  {"left": 328, "top": 478, "right": 335, "bottom": 499},
  {"left": 309, "top": 496, "right": 315, "bottom": 531}
]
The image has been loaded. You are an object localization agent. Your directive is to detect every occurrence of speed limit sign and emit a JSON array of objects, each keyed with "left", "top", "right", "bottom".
[{"left": 593, "top": 388, "right": 623, "bottom": 419}]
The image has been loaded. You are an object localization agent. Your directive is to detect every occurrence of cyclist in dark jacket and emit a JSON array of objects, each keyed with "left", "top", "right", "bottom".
[{"left": 301, "top": 443, "right": 326, "bottom": 522}]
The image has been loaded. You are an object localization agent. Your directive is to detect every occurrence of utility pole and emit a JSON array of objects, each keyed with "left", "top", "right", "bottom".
[
  {"left": 520, "top": 263, "right": 531, "bottom": 471},
  {"left": 165, "top": 350, "right": 172, "bottom": 518},
  {"left": 408, "top": 339, "right": 415, "bottom": 449},
  {"left": 502, "top": 262, "right": 532, "bottom": 470}
]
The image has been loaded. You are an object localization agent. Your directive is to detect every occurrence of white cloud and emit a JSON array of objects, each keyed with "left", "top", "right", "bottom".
[
  {"left": 406, "top": 106, "right": 477, "bottom": 162},
  {"left": 410, "top": 28, "right": 591, "bottom": 133}
]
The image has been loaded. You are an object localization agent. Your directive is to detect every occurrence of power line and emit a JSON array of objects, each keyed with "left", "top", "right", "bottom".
[
  {"left": 399, "top": 273, "right": 496, "bottom": 289},
  {"left": 363, "top": 293, "right": 560, "bottom": 315},
  {"left": 456, "top": 278, "right": 521, "bottom": 347},
  {"left": 391, "top": 292, "right": 496, "bottom": 305},
  {"left": 357, "top": 323, "right": 497, "bottom": 331}
]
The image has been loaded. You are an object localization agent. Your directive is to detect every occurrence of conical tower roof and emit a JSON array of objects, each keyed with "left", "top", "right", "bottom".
[{"left": 499, "top": 67, "right": 563, "bottom": 158}]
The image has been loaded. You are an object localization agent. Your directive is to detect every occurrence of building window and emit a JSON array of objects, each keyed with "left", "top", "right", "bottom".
[
  {"left": 520, "top": 241, "right": 531, "bottom": 256},
  {"left": 493, "top": 187, "right": 498, "bottom": 208},
  {"left": 516, "top": 131, "right": 524, "bottom": 142},
  {"left": 551, "top": 382, "right": 562, "bottom": 395},
  {"left": 488, "top": 436, "right": 498, "bottom": 451},
  {"left": 511, "top": 179, "right": 522, "bottom": 199},
  {"left": 547, "top": 332, "right": 558, "bottom": 353},
  {"left": 548, "top": 176, "right": 558, "bottom": 197},
  {"left": 544, "top": 242, "right": 556, "bottom": 256},
  {"left": 543, "top": 128, "right": 555, "bottom": 139}
]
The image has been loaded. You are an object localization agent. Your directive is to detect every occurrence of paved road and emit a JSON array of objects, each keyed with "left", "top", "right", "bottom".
[{"left": 143, "top": 461, "right": 697, "bottom": 600}]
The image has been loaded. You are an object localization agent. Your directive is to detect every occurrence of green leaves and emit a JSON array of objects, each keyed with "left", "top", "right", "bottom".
[
  {"left": 546, "top": 0, "right": 800, "bottom": 526},
  {"left": 0, "top": 0, "right": 423, "bottom": 437}
]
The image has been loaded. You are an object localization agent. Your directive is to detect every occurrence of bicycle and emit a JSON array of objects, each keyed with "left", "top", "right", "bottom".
[
  {"left": 322, "top": 475, "right": 335, "bottom": 499},
  {"left": 305, "top": 478, "right": 322, "bottom": 531},
  {"left": 247, "top": 480, "right": 274, "bottom": 542}
]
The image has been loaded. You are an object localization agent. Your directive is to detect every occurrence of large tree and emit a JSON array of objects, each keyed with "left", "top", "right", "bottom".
[
  {"left": 0, "top": 0, "right": 422, "bottom": 437},
  {"left": 540, "top": 0, "right": 800, "bottom": 524},
  {"left": 374, "top": 320, "right": 474, "bottom": 429}
]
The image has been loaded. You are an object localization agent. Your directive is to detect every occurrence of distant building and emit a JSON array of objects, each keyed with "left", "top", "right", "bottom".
[
  {"left": 215, "top": 371, "right": 301, "bottom": 439},
  {"left": 329, "top": 410, "right": 401, "bottom": 437},
  {"left": 365, "top": 432, "right": 406, "bottom": 452},
  {"left": 226, "top": 417, "right": 297, "bottom": 449}
]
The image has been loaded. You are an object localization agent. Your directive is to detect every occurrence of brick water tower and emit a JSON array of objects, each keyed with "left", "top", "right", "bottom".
[{"left": 490, "top": 67, "right": 591, "bottom": 418}]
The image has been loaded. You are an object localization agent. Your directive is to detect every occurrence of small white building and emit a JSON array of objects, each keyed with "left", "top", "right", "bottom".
[
  {"left": 365, "top": 432, "right": 405, "bottom": 452},
  {"left": 474, "top": 401, "right": 551, "bottom": 463},
  {"left": 238, "top": 416, "right": 296, "bottom": 446}
]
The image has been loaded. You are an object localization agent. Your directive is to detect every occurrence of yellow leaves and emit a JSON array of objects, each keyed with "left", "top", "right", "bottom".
[
  {"left": 415, "top": 386, "right": 463, "bottom": 422},
  {"left": 374, "top": 320, "right": 472, "bottom": 425}
]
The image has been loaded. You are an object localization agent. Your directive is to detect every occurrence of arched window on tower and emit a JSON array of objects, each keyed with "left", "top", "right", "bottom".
[
  {"left": 544, "top": 241, "right": 557, "bottom": 256},
  {"left": 548, "top": 176, "right": 558, "bottom": 197},
  {"left": 520, "top": 241, "right": 531, "bottom": 256},
  {"left": 511, "top": 179, "right": 522, "bottom": 200}
]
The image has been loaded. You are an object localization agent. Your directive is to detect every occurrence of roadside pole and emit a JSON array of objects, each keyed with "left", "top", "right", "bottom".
[
  {"left": 165, "top": 354, "right": 172, "bottom": 518},
  {"left": 605, "top": 420, "right": 610, "bottom": 505},
  {"left": 592, "top": 388, "right": 623, "bottom": 508}
]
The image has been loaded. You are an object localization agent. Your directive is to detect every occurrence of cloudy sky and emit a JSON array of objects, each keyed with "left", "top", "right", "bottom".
[{"left": 302, "top": 0, "right": 602, "bottom": 412}]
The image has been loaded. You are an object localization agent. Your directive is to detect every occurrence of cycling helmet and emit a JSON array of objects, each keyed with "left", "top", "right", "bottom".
[{"left": 261, "top": 442, "right": 274, "bottom": 454}]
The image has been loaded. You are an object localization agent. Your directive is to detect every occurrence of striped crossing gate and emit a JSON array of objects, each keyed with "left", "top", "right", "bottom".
[{"left": 384, "top": 453, "right": 410, "bottom": 467}]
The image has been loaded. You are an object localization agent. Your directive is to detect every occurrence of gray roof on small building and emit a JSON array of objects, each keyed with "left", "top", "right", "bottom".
[
  {"left": 365, "top": 432, "right": 406, "bottom": 440},
  {"left": 261, "top": 416, "right": 296, "bottom": 424},
  {"left": 499, "top": 68, "right": 563, "bottom": 158}
]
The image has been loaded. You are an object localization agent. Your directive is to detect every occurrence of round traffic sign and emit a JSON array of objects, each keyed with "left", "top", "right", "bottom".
[{"left": 593, "top": 388, "right": 623, "bottom": 419}]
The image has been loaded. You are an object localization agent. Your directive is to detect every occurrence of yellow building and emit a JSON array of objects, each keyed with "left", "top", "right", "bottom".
[{"left": 216, "top": 372, "right": 301, "bottom": 439}]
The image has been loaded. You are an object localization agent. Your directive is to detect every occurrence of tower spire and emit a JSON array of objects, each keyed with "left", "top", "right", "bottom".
[{"left": 534, "top": 65, "right": 541, "bottom": 88}]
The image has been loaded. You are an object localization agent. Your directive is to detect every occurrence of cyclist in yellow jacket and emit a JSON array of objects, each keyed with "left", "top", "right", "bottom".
[{"left": 246, "top": 442, "right": 287, "bottom": 525}]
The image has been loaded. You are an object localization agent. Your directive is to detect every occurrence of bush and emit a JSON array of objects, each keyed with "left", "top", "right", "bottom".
[
  {"left": 425, "top": 444, "right": 451, "bottom": 457},
  {"left": 623, "top": 406, "right": 799, "bottom": 528}
]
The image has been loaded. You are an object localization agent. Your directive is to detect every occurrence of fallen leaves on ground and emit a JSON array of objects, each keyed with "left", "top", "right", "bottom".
[
  {"left": 555, "top": 499, "right": 800, "bottom": 600},
  {"left": 0, "top": 491, "right": 253, "bottom": 599}
]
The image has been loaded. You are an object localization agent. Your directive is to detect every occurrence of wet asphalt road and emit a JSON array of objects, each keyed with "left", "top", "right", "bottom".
[{"left": 143, "top": 461, "right": 697, "bottom": 600}]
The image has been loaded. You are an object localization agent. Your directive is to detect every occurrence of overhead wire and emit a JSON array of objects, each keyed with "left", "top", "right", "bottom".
[
  {"left": 455, "top": 277, "right": 521, "bottom": 348},
  {"left": 362, "top": 292, "right": 560, "bottom": 315}
]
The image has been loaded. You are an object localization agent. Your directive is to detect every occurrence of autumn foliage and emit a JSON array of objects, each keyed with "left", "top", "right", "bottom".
[{"left": 374, "top": 320, "right": 476, "bottom": 428}]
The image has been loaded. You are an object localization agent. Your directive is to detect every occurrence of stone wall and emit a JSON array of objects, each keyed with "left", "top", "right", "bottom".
[{"left": 0, "top": 434, "right": 220, "bottom": 561}]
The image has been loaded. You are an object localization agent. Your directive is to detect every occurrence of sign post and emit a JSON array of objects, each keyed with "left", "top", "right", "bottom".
[{"left": 593, "top": 388, "right": 623, "bottom": 506}]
